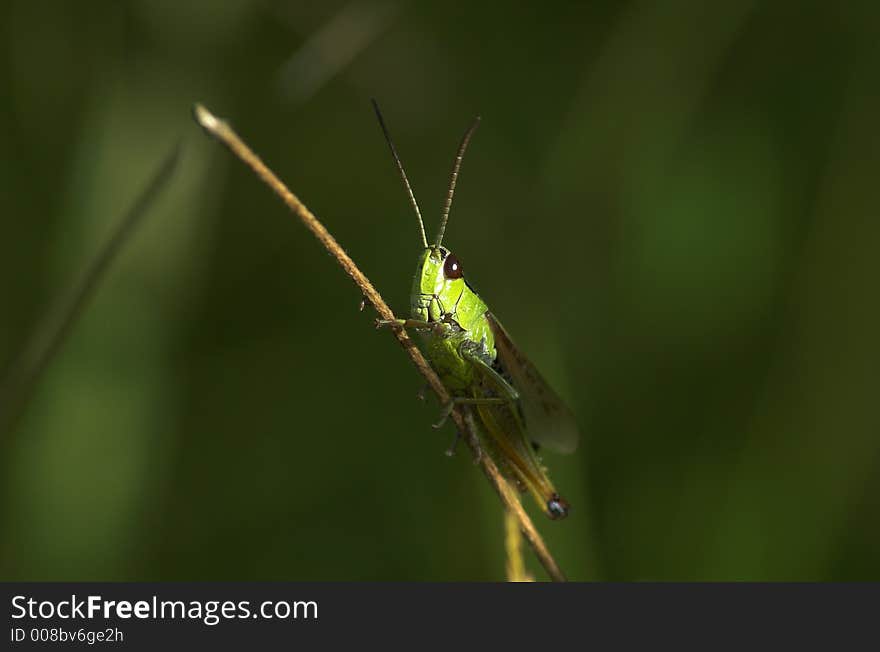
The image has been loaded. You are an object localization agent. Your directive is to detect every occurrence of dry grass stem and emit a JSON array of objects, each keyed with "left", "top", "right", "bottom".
[{"left": 504, "top": 487, "right": 532, "bottom": 582}]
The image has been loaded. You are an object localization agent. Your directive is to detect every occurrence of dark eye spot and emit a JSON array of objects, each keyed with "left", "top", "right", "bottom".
[
  {"left": 443, "top": 253, "right": 464, "bottom": 279},
  {"left": 547, "top": 494, "right": 569, "bottom": 520}
]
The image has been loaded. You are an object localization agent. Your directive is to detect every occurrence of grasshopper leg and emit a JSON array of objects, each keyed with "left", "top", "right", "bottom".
[
  {"left": 374, "top": 317, "right": 444, "bottom": 335},
  {"left": 432, "top": 396, "right": 507, "bottom": 429},
  {"left": 445, "top": 427, "right": 483, "bottom": 464},
  {"left": 444, "top": 430, "right": 461, "bottom": 457}
]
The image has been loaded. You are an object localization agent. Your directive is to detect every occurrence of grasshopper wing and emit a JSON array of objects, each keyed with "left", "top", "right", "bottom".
[{"left": 487, "top": 313, "right": 580, "bottom": 454}]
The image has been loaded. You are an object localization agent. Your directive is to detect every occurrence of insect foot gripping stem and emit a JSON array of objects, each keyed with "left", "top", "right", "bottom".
[{"left": 546, "top": 494, "right": 570, "bottom": 520}]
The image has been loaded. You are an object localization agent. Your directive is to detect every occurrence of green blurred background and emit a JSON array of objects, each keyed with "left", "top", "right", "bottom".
[{"left": 1, "top": 0, "right": 879, "bottom": 581}]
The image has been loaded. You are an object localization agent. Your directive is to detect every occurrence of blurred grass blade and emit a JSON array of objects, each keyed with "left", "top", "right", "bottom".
[
  {"left": 276, "top": 0, "right": 399, "bottom": 104},
  {"left": 0, "top": 144, "right": 181, "bottom": 436}
]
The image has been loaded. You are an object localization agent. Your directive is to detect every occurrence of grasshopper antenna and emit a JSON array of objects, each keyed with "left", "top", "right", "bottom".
[
  {"left": 371, "top": 99, "right": 428, "bottom": 248},
  {"left": 435, "top": 114, "right": 480, "bottom": 250}
]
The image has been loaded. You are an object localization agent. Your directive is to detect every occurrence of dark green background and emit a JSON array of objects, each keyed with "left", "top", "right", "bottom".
[{"left": 1, "top": 1, "right": 878, "bottom": 581}]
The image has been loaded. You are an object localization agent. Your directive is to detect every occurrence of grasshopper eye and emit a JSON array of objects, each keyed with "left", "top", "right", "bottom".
[{"left": 443, "top": 253, "right": 464, "bottom": 279}]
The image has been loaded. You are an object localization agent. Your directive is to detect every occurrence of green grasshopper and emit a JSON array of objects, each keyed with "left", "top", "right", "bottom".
[{"left": 372, "top": 101, "right": 579, "bottom": 519}]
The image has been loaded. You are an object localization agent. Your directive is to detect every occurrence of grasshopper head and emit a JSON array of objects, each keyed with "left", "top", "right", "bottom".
[{"left": 410, "top": 246, "right": 466, "bottom": 322}]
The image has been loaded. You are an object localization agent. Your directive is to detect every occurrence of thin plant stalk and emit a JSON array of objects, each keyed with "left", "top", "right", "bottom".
[
  {"left": 504, "top": 491, "right": 532, "bottom": 582},
  {"left": 0, "top": 146, "right": 180, "bottom": 436}
]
